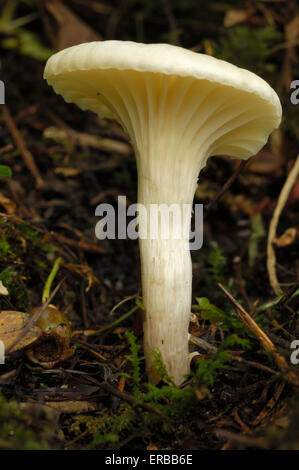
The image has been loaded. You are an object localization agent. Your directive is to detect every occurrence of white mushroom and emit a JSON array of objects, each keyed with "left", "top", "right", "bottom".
[{"left": 44, "top": 41, "right": 282, "bottom": 385}]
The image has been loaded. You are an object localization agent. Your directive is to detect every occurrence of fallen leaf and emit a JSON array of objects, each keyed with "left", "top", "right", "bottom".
[
  {"left": 274, "top": 227, "right": 297, "bottom": 247},
  {"left": 44, "top": 400, "right": 97, "bottom": 413},
  {"left": 54, "top": 167, "right": 82, "bottom": 177},
  {"left": 40, "top": 0, "right": 101, "bottom": 51},
  {"left": 0, "top": 281, "right": 8, "bottom": 296},
  {"left": 224, "top": 9, "right": 255, "bottom": 28},
  {"left": 146, "top": 443, "right": 158, "bottom": 450},
  {"left": 0, "top": 192, "right": 16, "bottom": 214},
  {"left": 0, "top": 311, "right": 41, "bottom": 353}
]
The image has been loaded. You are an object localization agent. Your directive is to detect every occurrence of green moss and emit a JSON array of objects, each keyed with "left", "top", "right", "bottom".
[{"left": 0, "top": 391, "right": 48, "bottom": 450}]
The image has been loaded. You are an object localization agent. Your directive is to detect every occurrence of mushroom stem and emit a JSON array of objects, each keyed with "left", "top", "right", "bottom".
[
  {"left": 140, "top": 236, "right": 192, "bottom": 384},
  {"left": 137, "top": 159, "right": 198, "bottom": 384}
]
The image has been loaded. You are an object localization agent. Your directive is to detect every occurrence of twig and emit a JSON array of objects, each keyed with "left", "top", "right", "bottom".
[
  {"left": 214, "top": 428, "right": 269, "bottom": 449},
  {"left": 218, "top": 283, "right": 299, "bottom": 388},
  {"left": 0, "top": 144, "right": 13, "bottom": 155},
  {"left": 42, "top": 257, "right": 62, "bottom": 303},
  {"left": 109, "top": 294, "right": 137, "bottom": 317},
  {"left": 49, "top": 231, "right": 107, "bottom": 254},
  {"left": 80, "top": 283, "right": 89, "bottom": 328},
  {"left": 189, "top": 334, "right": 217, "bottom": 352},
  {"left": 162, "top": 0, "right": 177, "bottom": 32},
  {"left": 267, "top": 154, "right": 299, "bottom": 295},
  {"left": 2, "top": 105, "right": 44, "bottom": 188},
  {"left": 88, "top": 304, "right": 139, "bottom": 336},
  {"left": 205, "top": 160, "right": 248, "bottom": 215},
  {"left": 44, "top": 126, "right": 131, "bottom": 156}
]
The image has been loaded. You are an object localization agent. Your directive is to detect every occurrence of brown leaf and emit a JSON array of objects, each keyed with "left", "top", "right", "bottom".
[
  {"left": 54, "top": 167, "right": 82, "bottom": 177},
  {"left": 44, "top": 400, "right": 97, "bottom": 414},
  {"left": 146, "top": 443, "right": 158, "bottom": 450},
  {"left": 224, "top": 9, "right": 255, "bottom": 28},
  {"left": 0, "top": 311, "right": 41, "bottom": 353},
  {"left": 0, "top": 281, "right": 8, "bottom": 296},
  {"left": 0, "top": 192, "right": 16, "bottom": 214},
  {"left": 39, "top": 0, "right": 101, "bottom": 51},
  {"left": 274, "top": 227, "right": 297, "bottom": 247}
]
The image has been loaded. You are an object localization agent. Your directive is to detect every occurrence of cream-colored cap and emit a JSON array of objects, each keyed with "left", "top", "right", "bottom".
[{"left": 44, "top": 41, "right": 282, "bottom": 160}]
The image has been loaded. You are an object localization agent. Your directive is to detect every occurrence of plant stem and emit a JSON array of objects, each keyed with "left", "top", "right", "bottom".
[{"left": 42, "top": 257, "right": 62, "bottom": 303}]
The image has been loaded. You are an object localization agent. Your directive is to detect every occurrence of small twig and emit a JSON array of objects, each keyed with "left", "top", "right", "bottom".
[
  {"left": 80, "top": 283, "right": 89, "bottom": 328},
  {"left": 6, "top": 280, "right": 64, "bottom": 354},
  {"left": 218, "top": 283, "right": 299, "bottom": 388},
  {"left": 162, "top": 0, "right": 177, "bottom": 32},
  {"left": 42, "top": 257, "right": 62, "bottom": 303},
  {"left": 2, "top": 105, "right": 44, "bottom": 188},
  {"left": 109, "top": 294, "right": 137, "bottom": 317},
  {"left": 267, "top": 154, "right": 299, "bottom": 295},
  {"left": 214, "top": 428, "right": 269, "bottom": 449},
  {"left": 44, "top": 126, "right": 131, "bottom": 156},
  {"left": 88, "top": 304, "right": 139, "bottom": 336},
  {"left": 189, "top": 334, "right": 217, "bottom": 352},
  {"left": 0, "top": 144, "right": 13, "bottom": 155},
  {"left": 205, "top": 160, "right": 248, "bottom": 215},
  {"left": 49, "top": 231, "right": 107, "bottom": 254}
]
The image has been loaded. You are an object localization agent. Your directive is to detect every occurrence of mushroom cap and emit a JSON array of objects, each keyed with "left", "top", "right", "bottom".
[{"left": 44, "top": 40, "right": 282, "bottom": 160}]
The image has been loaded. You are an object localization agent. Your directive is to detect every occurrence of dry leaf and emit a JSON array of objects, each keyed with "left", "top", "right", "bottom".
[
  {"left": 146, "top": 443, "right": 158, "bottom": 450},
  {"left": 54, "top": 167, "right": 82, "bottom": 177},
  {"left": 40, "top": 0, "right": 101, "bottom": 51},
  {"left": 0, "top": 311, "right": 41, "bottom": 353},
  {"left": 44, "top": 400, "right": 97, "bottom": 414},
  {"left": 274, "top": 227, "right": 297, "bottom": 247},
  {"left": 0, "top": 192, "right": 16, "bottom": 214},
  {"left": 0, "top": 281, "right": 8, "bottom": 296},
  {"left": 224, "top": 9, "right": 255, "bottom": 28}
]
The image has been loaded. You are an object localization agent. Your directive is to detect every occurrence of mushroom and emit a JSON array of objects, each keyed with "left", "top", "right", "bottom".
[{"left": 44, "top": 41, "right": 282, "bottom": 385}]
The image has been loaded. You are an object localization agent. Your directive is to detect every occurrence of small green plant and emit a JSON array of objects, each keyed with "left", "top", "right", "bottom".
[
  {"left": 207, "top": 242, "right": 227, "bottom": 285},
  {"left": 124, "top": 330, "right": 143, "bottom": 397},
  {"left": 70, "top": 402, "right": 137, "bottom": 449},
  {"left": 194, "top": 334, "right": 250, "bottom": 388},
  {"left": 0, "top": 165, "right": 12, "bottom": 178},
  {"left": 151, "top": 348, "right": 175, "bottom": 385},
  {"left": 0, "top": 0, "right": 52, "bottom": 61},
  {"left": 69, "top": 330, "right": 254, "bottom": 447},
  {"left": 194, "top": 297, "right": 247, "bottom": 332}
]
